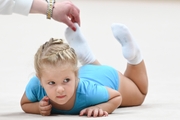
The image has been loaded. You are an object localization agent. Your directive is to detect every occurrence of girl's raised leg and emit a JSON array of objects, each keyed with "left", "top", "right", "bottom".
[{"left": 111, "top": 23, "right": 148, "bottom": 106}]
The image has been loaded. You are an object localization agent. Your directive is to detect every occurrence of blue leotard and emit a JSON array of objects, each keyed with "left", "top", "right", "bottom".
[{"left": 25, "top": 64, "right": 119, "bottom": 114}]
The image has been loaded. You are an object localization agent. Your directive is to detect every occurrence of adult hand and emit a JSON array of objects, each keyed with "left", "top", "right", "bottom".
[
  {"left": 39, "top": 96, "right": 52, "bottom": 116},
  {"left": 52, "top": 1, "right": 80, "bottom": 31}
]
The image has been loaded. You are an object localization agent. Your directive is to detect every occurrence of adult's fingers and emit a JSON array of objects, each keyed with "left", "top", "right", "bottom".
[
  {"left": 70, "top": 7, "right": 80, "bottom": 26},
  {"left": 63, "top": 17, "right": 77, "bottom": 31}
]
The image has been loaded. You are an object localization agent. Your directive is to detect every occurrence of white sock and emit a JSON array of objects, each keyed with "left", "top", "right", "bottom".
[
  {"left": 65, "top": 23, "right": 96, "bottom": 65},
  {"left": 111, "top": 23, "right": 142, "bottom": 65}
]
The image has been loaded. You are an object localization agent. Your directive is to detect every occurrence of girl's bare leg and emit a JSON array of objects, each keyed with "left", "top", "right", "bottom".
[
  {"left": 118, "top": 61, "right": 148, "bottom": 106},
  {"left": 111, "top": 23, "right": 148, "bottom": 106}
]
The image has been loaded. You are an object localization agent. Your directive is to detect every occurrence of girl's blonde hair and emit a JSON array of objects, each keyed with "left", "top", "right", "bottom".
[{"left": 34, "top": 38, "right": 78, "bottom": 78}]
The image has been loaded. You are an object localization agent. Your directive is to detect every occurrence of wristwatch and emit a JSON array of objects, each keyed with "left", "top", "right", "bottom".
[{"left": 45, "top": 0, "right": 56, "bottom": 19}]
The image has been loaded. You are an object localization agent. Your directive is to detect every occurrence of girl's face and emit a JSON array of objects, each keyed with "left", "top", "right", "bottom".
[{"left": 40, "top": 64, "right": 77, "bottom": 105}]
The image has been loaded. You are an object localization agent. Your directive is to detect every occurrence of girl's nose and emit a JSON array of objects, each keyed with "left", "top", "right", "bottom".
[{"left": 57, "top": 85, "right": 64, "bottom": 94}]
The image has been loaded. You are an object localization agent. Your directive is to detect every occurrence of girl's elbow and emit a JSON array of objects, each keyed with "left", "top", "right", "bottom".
[{"left": 20, "top": 104, "right": 27, "bottom": 113}]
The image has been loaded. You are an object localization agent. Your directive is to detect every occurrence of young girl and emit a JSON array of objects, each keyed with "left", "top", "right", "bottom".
[{"left": 20, "top": 23, "right": 148, "bottom": 117}]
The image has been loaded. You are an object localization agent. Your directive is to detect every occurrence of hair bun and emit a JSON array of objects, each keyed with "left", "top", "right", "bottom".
[{"left": 52, "top": 38, "right": 64, "bottom": 44}]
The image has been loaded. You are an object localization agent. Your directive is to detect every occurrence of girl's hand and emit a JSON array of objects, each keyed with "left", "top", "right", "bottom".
[
  {"left": 39, "top": 96, "right": 52, "bottom": 116},
  {"left": 79, "top": 106, "right": 108, "bottom": 117}
]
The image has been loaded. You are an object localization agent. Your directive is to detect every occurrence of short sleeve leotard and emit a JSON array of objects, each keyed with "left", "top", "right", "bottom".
[{"left": 25, "top": 64, "right": 120, "bottom": 114}]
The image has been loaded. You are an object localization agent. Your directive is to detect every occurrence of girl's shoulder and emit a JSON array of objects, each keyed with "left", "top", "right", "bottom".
[
  {"left": 25, "top": 76, "right": 46, "bottom": 102},
  {"left": 76, "top": 79, "right": 109, "bottom": 105},
  {"left": 29, "top": 76, "right": 40, "bottom": 84}
]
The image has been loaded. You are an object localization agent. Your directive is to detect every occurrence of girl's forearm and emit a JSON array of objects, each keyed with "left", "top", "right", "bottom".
[
  {"left": 30, "top": 0, "right": 47, "bottom": 15},
  {"left": 21, "top": 102, "right": 40, "bottom": 114},
  {"left": 96, "top": 96, "right": 122, "bottom": 114}
]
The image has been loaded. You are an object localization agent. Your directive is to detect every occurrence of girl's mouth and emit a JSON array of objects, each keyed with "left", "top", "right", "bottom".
[{"left": 56, "top": 95, "right": 66, "bottom": 98}]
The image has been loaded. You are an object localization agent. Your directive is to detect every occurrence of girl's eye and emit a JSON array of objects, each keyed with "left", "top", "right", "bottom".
[
  {"left": 48, "top": 81, "right": 55, "bottom": 85},
  {"left": 63, "top": 78, "right": 70, "bottom": 83}
]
